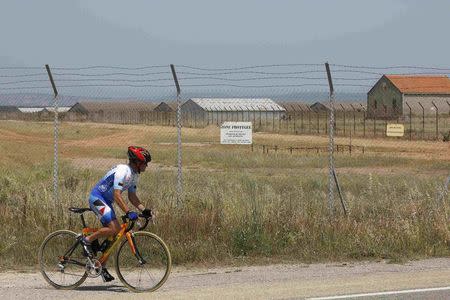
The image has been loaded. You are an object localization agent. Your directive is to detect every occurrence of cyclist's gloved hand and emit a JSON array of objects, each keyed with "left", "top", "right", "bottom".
[
  {"left": 142, "top": 208, "right": 153, "bottom": 218},
  {"left": 126, "top": 211, "right": 139, "bottom": 221}
]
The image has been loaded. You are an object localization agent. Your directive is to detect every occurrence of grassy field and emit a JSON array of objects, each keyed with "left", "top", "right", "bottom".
[{"left": 0, "top": 120, "right": 449, "bottom": 269}]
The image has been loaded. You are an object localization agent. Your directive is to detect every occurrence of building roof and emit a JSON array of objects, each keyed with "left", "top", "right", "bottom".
[
  {"left": 71, "top": 101, "right": 157, "bottom": 113},
  {"left": 154, "top": 101, "right": 179, "bottom": 112},
  {"left": 310, "top": 101, "right": 366, "bottom": 111},
  {"left": 277, "top": 101, "right": 311, "bottom": 112},
  {"left": 18, "top": 107, "right": 46, "bottom": 113},
  {"left": 189, "top": 98, "right": 285, "bottom": 112},
  {"left": 0, "top": 106, "right": 20, "bottom": 112},
  {"left": 45, "top": 106, "right": 72, "bottom": 113},
  {"left": 166, "top": 102, "right": 179, "bottom": 110},
  {"left": 385, "top": 75, "right": 450, "bottom": 94}
]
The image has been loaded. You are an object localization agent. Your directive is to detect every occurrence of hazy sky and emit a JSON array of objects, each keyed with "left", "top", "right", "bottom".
[{"left": 1, "top": 0, "right": 449, "bottom": 68}]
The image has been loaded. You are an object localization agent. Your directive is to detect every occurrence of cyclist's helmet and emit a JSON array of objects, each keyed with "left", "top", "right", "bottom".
[{"left": 127, "top": 146, "right": 151, "bottom": 165}]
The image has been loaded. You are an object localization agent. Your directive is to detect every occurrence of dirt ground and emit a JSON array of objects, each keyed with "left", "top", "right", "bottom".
[{"left": 3, "top": 258, "right": 450, "bottom": 299}]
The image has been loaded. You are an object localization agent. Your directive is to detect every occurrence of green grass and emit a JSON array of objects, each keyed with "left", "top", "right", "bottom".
[
  {"left": 1, "top": 164, "right": 448, "bottom": 268},
  {"left": 0, "top": 120, "right": 449, "bottom": 269}
]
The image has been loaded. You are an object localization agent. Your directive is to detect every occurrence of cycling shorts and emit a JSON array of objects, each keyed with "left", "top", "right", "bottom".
[{"left": 89, "top": 194, "right": 116, "bottom": 226}]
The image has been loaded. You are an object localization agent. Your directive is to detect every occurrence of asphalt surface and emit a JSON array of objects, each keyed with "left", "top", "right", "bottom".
[{"left": 2, "top": 258, "right": 450, "bottom": 299}]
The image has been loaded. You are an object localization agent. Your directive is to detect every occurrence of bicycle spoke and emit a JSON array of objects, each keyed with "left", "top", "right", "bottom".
[
  {"left": 116, "top": 232, "right": 171, "bottom": 292},
  {"left": 39, "top": 230, "right": 88, "bottom": 289},
  {"left": 60, "top": 272, "right": 86, "bottom": 277},
  {"left": 142, "top": 264, "right": 157, "bottom": 285},
  {"left": 137, "top": 267, "right": 143, "bottom": 289}
]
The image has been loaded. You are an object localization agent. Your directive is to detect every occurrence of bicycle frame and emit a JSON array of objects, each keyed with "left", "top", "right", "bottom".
[{"left": 82, "top": 223, "right": 137, "bottom": 265}]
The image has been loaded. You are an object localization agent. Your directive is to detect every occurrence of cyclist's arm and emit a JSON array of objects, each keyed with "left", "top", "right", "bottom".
[
  {"left": 128, "top": 191, "right": 145, "bottom": 212},
  {"left": 114, "top": 189, "right": 131, "bottom": 213}
]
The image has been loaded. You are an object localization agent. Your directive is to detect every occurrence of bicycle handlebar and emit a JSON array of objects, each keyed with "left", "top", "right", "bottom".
[{"left": 121, "top": 214, "right": 152, "bottom": 232}]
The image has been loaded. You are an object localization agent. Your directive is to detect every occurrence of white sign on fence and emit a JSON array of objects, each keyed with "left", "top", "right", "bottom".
[
  {"left": 386, "top": 124, "right": 405, "bottom": 137},
  {"left": 220, "top": 122, "right": 252, "bottom": 144}
]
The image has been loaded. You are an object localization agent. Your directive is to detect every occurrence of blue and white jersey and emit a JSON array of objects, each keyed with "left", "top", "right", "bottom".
[{"left": 90, "top": 164, "right": 139, "bottom": 205}]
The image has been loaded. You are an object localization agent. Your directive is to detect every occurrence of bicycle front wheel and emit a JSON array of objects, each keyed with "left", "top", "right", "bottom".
[
  {"left": 115, "top": 231, "right": 172, "bottom": 292},
  {"left": 39, "top": 230, "right": 88, "bottom": 289}
]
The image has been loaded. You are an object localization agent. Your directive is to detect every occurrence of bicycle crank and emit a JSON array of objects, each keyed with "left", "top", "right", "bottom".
[{"left": 86, "top": 258, "right": 103, "bottom": 278}]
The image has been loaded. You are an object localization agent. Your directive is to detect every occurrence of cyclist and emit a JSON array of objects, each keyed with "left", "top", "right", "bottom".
[{"left": 81, "top": 146, "right": 153, "bottom": 282}]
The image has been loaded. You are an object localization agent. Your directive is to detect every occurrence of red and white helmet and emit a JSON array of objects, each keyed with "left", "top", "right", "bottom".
[{"left": 127, "top": 146, "right": 151, "bottom": 164}]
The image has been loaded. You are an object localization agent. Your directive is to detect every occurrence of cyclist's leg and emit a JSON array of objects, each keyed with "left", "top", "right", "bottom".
[{"left": 86, "top": 196, "right": 120, "bottom": 243}]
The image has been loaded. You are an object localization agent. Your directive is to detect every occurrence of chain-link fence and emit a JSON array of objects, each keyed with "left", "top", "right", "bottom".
[{"left": 0, "top": 63, "right": 449, "bottom": 266}]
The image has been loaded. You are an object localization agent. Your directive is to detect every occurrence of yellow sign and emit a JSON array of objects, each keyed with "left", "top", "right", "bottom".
[{"left": 386, "top": 124, "right": 404, "bottom": 137}]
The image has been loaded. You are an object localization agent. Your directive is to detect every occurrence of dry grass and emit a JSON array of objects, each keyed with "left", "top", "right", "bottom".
[{"left": 0, "top": 120, "right": 449, "bottom": 269}]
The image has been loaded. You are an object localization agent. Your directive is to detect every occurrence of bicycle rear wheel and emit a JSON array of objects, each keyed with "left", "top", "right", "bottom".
[
  {"left": 39, "top": 230, "right": 88, "bottom": 289},
  {"left": 115, "top": 231, "right": 171, "bottom": 292}
]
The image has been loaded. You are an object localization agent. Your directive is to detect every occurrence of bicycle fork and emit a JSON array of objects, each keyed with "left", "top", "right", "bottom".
[{"left": 126, "top": 232, "right": 147, "bottom": 265}]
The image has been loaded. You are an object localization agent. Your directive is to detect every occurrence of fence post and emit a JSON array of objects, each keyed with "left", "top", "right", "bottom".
[
  {"left": 300, "top": 108, "right": 304, "bottom": 133},
  {"left": 170, "top": 64, "right": 183, "bottom": 205},
  {"left": 259, "top": 110, "right": 262, "bottom": 129},
  {"left": 340, "top": 104, "right": 346, "bottom": 136},
  {"left": 350, "top": 104, "right": 356, "bottom": 135},
  {"left": 286, "top": 113, "right": 289, "bottom": 133},
  {"left": 316, "top": 111, "right": 320, "bottom": 134},
  {"left": 325, "top": 62, "right": 346, "bottom": 215},
  {"left": 406, "top": 102, "right": 412, "bottom": 141},
  {"left": 308, "top": 107, "right": 312, "bottom": 133},
  {"left": 383, "top": 104, "right": 388, "bottom": 137},
  {"left": 293, "top": 112, "right": 297, "bottom": 134},
  {"left": 372, "top": 104, "right": 376, "bottom": 137},
  {"left": 45, "top": 64, "right": 59, "bottom": 208},
  {"left": 326, "top": 62, "right": 336, "bottom": 214},
  {"left": 432, "top": 101, "right": 439, "bottom": 140},
  {"left": 272, "top": 110, "right": 275, "bottom": 132},
  {"left": 360, "top": 104, "right": 366, "bottom": 138},
  {"left": 418, "top": 102, "right": 425, "bottom": 139},
  {"left": 251, "top": 110, "right": 255, "bottom": 129}
]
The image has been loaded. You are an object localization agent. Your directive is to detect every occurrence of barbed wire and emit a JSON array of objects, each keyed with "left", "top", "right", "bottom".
[
  {"left": 0, "top": 83, "right": 376, "bottom": 92},
  {"left": 0, "top": 79, "right": 52, "bottom": 85},
  {"left": 0, "top": 64, "right": 449, "bottom": 95},
  {"left": 0, "top": 73, "right": 48, "bottom": 78},
  {"left": 177, "top": 76, "right": 377, "bottom": 81},
  {"left": 177, "top": 63, "right": 324, "bottom": 71},
  {"left": 3, "top": 83, "right": 450, "bottom": 92},
  {"left": 50, "top": 65, "right": 169, "bottom": 70},
  {"left": 330, "top": 64, "right": 450, "bottom": 71},
  {"left": 0, "top": 86, "right": 53, "bottom": 91},
  {"left": 52, "top": 71, "right": 172, "bottom": 77},
  {"left": 0, "top": 66, "right": 45, "bottom": 70}
]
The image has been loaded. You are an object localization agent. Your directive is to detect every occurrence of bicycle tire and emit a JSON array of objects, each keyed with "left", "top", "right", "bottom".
[
  {"left": 115, "top": 231, "right": 171, "bottom": 292},
  {"left": 39, "top": 230, "right": 88, "bottom": 289}
]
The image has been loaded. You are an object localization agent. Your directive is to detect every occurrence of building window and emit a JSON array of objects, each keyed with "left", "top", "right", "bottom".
[
  {"left": 374, "top": 99, "right": 377, "bottom": 109},
  {"left": 392, "top": 98, "right": 397, "bottom": 113}
]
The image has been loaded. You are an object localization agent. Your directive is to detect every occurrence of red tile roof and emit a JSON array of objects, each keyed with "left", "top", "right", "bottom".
[{"left": 385, "top": 75, "right": 450, "bottom": 94}]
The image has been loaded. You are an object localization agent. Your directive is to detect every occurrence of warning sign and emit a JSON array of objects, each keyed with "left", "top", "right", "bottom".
[
  {"left": 220, "top": 122, "right": 252, "bottom": 144},
  {"left": 386, "top": 124, "right": 404, "bottom": 137}
]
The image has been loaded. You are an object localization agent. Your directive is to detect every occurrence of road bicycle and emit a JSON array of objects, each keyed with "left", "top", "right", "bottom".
[{"left": 38, "top": 207, "right": 171, "bottom": 292}]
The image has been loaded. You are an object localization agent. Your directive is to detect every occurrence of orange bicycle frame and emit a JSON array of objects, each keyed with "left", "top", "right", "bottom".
[{"left": 82, "top": 223, "right": 136, "bottom": 265}]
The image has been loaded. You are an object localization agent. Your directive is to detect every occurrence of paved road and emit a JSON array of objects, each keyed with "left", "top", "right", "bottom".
[{"left": 2, "top": 258, "right": 450, "bottom": 299}]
